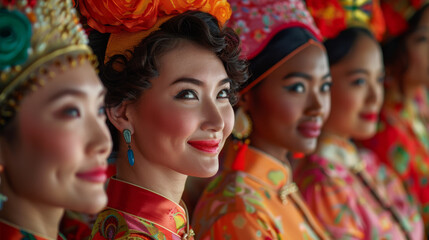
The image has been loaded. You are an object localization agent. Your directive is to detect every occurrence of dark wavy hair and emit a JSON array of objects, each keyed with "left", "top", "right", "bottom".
[
  {"left": 324, "top": 27, "right": 375, "bottom": 66},
  {"left": 89, "top": 11, "right": 248, "bottom": 150}
]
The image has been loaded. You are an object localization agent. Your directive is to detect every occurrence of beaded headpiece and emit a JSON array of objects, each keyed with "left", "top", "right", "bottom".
[
  {"left": 226, "top": 0, "right": 323, "bottom": 94},
  {"left": 306, "top": 0, "right": 386, "bottom": 41},
  {"left": 78, "top": 0, "right": 232, "bottom": 62},
  {"left": 0, "top": 0, "right": 96, "bottom": 127},
  {"left": 381, "top": 0, "right": 428, "bottom": 37}
]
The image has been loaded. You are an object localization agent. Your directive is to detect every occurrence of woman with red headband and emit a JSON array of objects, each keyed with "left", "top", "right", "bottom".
[
  {"left": 192, "top": 0, "right": 332, "bottom": 239},
  {"left": 77, "top": 0, "right": 248, "bottom": 239}
]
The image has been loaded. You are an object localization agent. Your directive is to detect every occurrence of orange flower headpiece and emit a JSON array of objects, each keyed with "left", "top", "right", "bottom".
[
  {"left": 306, "top": 0, "right": 386, "bottom": 41},
  {"left": 381, "top": 0, "right": 429, "bottom": 38},
  {"left": 78, "top": 0, "right": 232, "bottom": 62}
]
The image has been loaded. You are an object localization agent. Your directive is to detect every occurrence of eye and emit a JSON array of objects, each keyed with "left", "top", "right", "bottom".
[
  {"left": 416, "top": 35, "right": 428, "bottom": 43},
  {"left": 217, "top": 88, "right": 231, "bottom": 99},
  {"left": 351, "top": 78, "right": 366, "bottom": 86},
  {"left": 320, "top": 82, "right": 332, "bottom": 92},
  {"left": 98, "top": 105, "right": 106, "bottom": 116},
  {"left": 175, "top": 89, "right": 199, "bottom": 100},
  {"left": 284, "top": 83, "right": 305, "bottom": 93},
  {"left": 62, "top": 107, "right": 80, "bottom": 118},
  {"left": 378, "top": 76, "right": 385, "bottom": 84}
]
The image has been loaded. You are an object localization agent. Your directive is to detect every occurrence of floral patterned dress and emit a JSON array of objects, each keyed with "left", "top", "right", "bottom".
[
  {"left": 360, "top": 88, "right": 429, "bottom": 231},
  {"left": 0, "top": 219, "right": 65, "bottom": 240},
  {"left": 192, "top": 143, "right": 330, "bottom": 240},
  {"left": 90, "top": 178, "right": 194, "bottom": 240},
  {"left": 294, "top": 135, "right": 424, "bottom": 239}
]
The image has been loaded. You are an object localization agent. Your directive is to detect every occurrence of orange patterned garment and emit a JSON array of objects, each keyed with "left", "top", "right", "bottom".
[
  {"left": 295, "top": 135, "right": 424, "bottom": 239},
  {"left": 192, "top": 143, "right": 331, "bottom": 240}
]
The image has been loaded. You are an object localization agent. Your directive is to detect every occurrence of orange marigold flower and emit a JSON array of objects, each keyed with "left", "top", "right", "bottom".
[
  {"left": 78, "top": 0, "right": 159, "bottom": 33},
  {"left": 159, "top": 0, "right": 208, "bottom": 15},
  {"left": 201, "top": 0, "right": 231, "bottom": 25}
]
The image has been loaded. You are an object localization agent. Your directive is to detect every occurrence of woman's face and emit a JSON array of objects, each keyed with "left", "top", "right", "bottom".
[
  {"left": 243, "top": 44, "right": 331, "bottom": 157},
  {"left": 128, "top": 41, "right": 234, "bottom": 178},
  {"left": 1, "top": 61, "right": 112, "bottom": 214},
  {"left": 324, "top": 34, "right": 384, "bottom": 140},
  {"left": 404, "top": 6, "right": 429, "bottom": 86}
]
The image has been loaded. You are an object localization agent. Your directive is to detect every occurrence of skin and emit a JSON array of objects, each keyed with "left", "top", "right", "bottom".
[
  {"left": 323, "top": 33, "right": 384, "bottom": 140},
  {"left": 0, "top": 61, "right": 112, "bottom": 239},
  {"left": 240, "top": 44, "right": 332, "bottom": 163},
  {"left": 108, "top": 40, "right": 234, "bottom": 204}
]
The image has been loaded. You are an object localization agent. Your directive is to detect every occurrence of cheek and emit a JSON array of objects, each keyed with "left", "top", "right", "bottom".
[
  {"left": 408, "top": 45, "right": 429, "bottom": 72},
  {"left": 19, "top": 115, "right": 81, "bottom": 164},
  {"left": 330, "top": 87, "right": 360, "bottom": 121},
  {"left": 253, "top": 93, "right": 301, "bottom": 127},
  {"left": 221, "top": 104, "right": 234, "bottom": 137},
  {"left": 140, "top": 101, "right": 199, "bottom": 141}
]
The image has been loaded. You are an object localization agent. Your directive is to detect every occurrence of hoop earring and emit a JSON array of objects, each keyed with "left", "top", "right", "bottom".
[
  {"left": 232, "top": 108, "right": 252, "bottom": 140},
  {"left": 0, "top": 165, "right": 7, "bottom": 210},
  {"left": 123, "top": 129, "right": 135, "bottom": 166}
]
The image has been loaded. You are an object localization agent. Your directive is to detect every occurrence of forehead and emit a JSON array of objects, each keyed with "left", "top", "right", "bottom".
[{"left": 155, "top": 41, "right": 228, "bottom": 85}]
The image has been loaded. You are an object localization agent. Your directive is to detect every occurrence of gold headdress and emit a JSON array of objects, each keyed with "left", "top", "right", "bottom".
[{"left": 0, "top": 0, "right": 96, "bottom": 127}]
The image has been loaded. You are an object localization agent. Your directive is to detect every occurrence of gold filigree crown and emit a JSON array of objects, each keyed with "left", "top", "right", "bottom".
[{"left": 0, "top": 0, "right": 96, "bottom": 127}]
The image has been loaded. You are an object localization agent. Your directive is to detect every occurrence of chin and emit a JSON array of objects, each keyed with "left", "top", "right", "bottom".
[
  {"left": 352, "top": 127, "right": 376, "bottom": 140},
  {"left": 70, "top": 192, "right": 108, "bottom": 214},
  {"left": 290, "top": 139, "right": 318, "bottom": 155},
  {"left": 189, "top": 160, "right": 219, "bottom": 178}
]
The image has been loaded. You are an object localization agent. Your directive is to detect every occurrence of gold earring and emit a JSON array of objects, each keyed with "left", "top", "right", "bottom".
[{"left": 232, "top": 108, "right": 252, "bottom": 140}]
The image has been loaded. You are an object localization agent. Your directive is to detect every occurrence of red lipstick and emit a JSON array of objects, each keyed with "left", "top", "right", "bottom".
[
  {"left": 297, "top": 122, "right": 322, "bottom": 138},
  {"left": 76, "top": 166, "right": 108, "bottom": 183},
  {"left": 188, "top": 139, "right": 221, "bottom": 154},
  {"left": 360, "top": 112, "right": 378, "bottom": 122}
]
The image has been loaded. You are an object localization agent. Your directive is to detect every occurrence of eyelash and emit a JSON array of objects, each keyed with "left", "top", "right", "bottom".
[
  {"left": 352, "top": 78, "right": 366, "bottom": 86},
  {"left": 174, "top": 88, "right": 232, "bottom": 100},
  {"left": 284, "top": 83, "right": 305, "bottom": 93},
  {"left": 61, "top": 106, "right": 80, "bottom": 118}
]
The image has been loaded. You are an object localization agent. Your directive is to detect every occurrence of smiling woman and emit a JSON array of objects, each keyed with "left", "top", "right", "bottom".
[
  {"left": 0, "top": 0, "right": 112, "bottom": 239},
  {"left": 78, "top": 1, "right": 248, "bottom": 239}
]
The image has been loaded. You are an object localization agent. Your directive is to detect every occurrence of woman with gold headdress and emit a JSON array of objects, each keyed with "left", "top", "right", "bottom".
[
  {"left": 76, "top": 0, "right": 248, "bottom": 239},
  {"left": 191, "top": 0, "right": 332, "bottom": 239},
  {"left": 359, "top": 0, "right": 429, "bottom": 234},
  {"left": 0, "top": 0, "right": 112, "bottom": 239},
  {"left": 293, "top": 1, "right": 424, "bottom": 239}
]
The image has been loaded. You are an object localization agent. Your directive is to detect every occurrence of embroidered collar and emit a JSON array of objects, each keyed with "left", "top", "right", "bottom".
[
  {"left": 106, "top": 177, "right": 191, "bottom": 238},
  {"left": 318, "top": 134, "right": 365, "bottom": 172},
  {"left": 226, "top": 144, "right": 294, "bottom": 190}
]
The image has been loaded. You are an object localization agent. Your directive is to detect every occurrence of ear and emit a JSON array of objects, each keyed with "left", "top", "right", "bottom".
[{"left": 106, "top": 101, "right": 135, "bottom": 134}]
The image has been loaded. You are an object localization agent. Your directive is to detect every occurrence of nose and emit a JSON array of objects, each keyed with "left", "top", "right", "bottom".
[
  {"left": 86, "top": 114, "right": 112, "bottom": 158},
  {"left": 200, "top": 99, "right": 225, "bottom": 132},
  {"left": 304, "top": 88, "right": 325, "bottom": 117},
  {"left": 365, "top": 79, "right": 383, "bottom": 106}
]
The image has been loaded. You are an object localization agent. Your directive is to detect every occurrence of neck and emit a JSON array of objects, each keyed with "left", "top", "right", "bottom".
[
  {"left": 249, "top": 135, "right": 288, "bottom": 164},
  {"left": 0, "top": 175, "right": 63, "bottom": 239},
  {"left": 116, "top": 147, "right": 187, "bottom": 204}
]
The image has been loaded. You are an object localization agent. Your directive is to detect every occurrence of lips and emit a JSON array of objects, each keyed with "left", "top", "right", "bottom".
[
  {"left": 360, "top": 112, "right": 378, "bottom": 122},
  {"left": 188, "top": 139, "right": 221, "bottom": 154},
  {"left": 297, "top": 122, "right": 322, "bottom": 138},
  {"left": 76, "top": 166, "right": 108, "bottom": 183}
]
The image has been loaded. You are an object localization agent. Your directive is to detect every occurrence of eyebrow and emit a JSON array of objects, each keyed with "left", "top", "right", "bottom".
[
  {"left": 283, "top": 72, "right": 331, "bottom": 81},
  {"left": 47, "top": 87, "right": 106, "bottom": 103},
  {"left": 346, "top": 69, "right": 370, "bottom": 76},
  {"left": 170, "top": 77, "right": 232, "bottom": 86}
]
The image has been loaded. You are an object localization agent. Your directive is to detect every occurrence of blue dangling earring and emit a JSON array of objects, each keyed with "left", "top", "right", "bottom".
[
  {"left": 0, "top": 166, "right": 7, "bottom": 210},
  {"left": 123, "top": 129, "right": 135, "bottom": 166}
]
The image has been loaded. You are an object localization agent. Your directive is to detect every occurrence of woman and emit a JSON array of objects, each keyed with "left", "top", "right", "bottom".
[
  {"left": 293, "top": 4, "right": 424, "bottom": 237},
  {"left": 77, "top": 1, "right": 248, "bottom": 239},
  {"left": 360, "top": 0, "right": 429, "bottom": 232},
  {"left": 0, "top": 0, "right": 112, "bottom": 239},
  {"left": 191, "top": 0, "right": 332, "bottom": 239}
]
